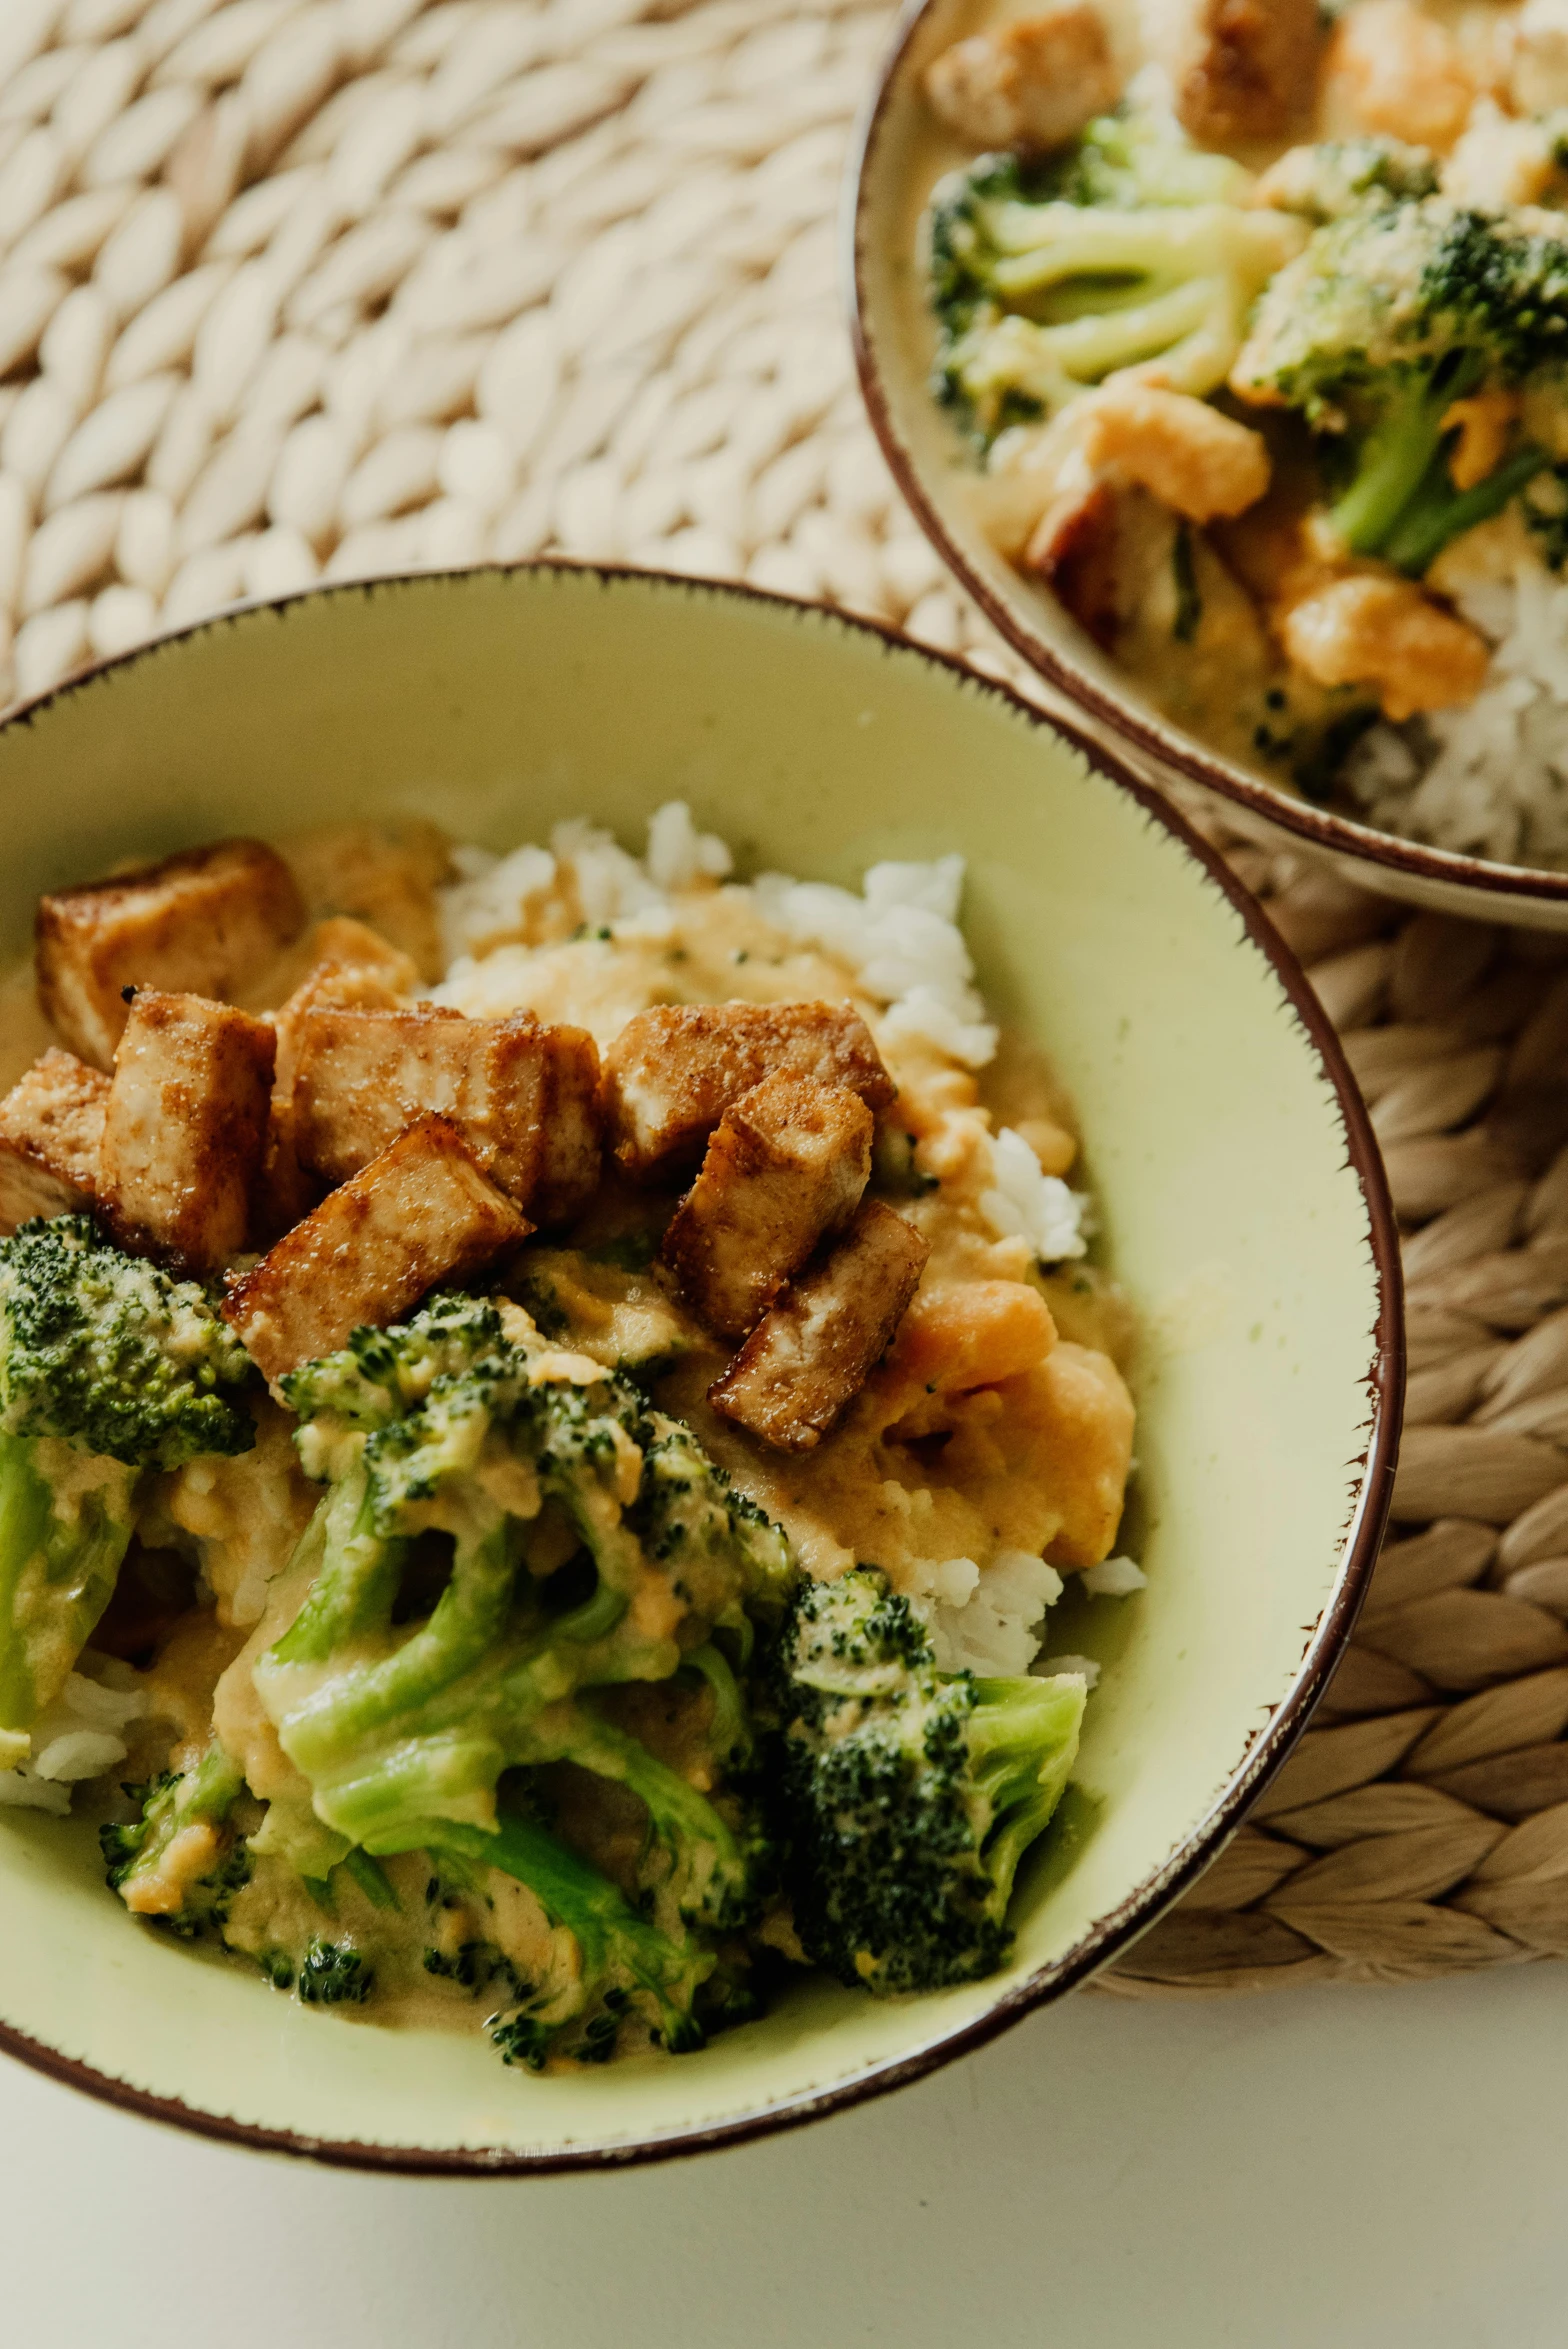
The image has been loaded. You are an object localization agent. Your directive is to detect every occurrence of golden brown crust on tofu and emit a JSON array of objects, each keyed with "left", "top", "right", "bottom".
[
  {"left": 292, "top": 1006, "right": 602, "bottom": 1226},
  {"left": 276, "top": 821, "right": 452, "bottom": 983},
  {"left": 222, "top": 1114, "right": 530, "bottom": 1383},
  {"left": 36, "top": 839, "right": 306, "bottom": 1071},
  {"left": 98, "top": 991, "right": 276, "bottom": 1274},
  {"left": 708, "top": 1198, "right": 930, "bottom": 1453},
  {"left": 923, "top": 8, "right": 1121, "bottom": 154},
  {"left": 603, "top": 1002, "right": 895, "bottom": 1182},
  {"left": 1155, "top": 0, "right": 1322, "bottom": 147},
  {"left": 258, "top": 933, "right": 416, "bottom": 1240},
  {"left": 662, "top": 1076, "right": 873, "bottom": 1340},
  {"left": 0, "top": 1048, "right": 109, "bottom": 1232}
]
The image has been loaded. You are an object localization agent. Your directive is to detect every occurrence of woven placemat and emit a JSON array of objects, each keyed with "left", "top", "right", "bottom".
[{"left": 7, "top": 0, "right": 1568, "bottom": 1997}]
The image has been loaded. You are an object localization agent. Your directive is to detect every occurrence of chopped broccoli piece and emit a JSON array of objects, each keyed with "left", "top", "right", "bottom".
[
  {"left": 925, "top": 115, "right": 1303, "bottom": 444},
  {"left": 297, "top": 1938, "right": 374, "bottom": 2005},
  {"left": 245, "top": 1303, "right": 792, "bottom": 2050},
  {"left": 0, "top": 1217, "right": 257, "bottom": 1757},
  {"left": 1260, "top": 137, "right": 1439, "bottom": 224},
  {"left": 258, "top": 1309, "right": 791, "bottom": 1858},
  {"left": 1232, "top": 194, "right": 1568, "bottom": 568},
  {"left": 100, "top": 1742, "right": 248, "bottom": 1934},
  {"left": 771, "top": 1569, "right": 1085, "bottom": 1994},
  {"left": 0, "top": 1214, "right": 255, "bottom": 1469},
  {"left": 430, "top": 1811, "right": 713, "bottom": 2065}
]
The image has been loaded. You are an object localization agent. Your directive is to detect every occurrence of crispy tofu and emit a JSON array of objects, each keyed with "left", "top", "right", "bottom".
[
  {"left": 0, "top": 1048, "right": 109, "bottom": 1232},
  {"left": 923, "top": 8, "right": 1121, "bottom": 153},
  {"left": 259, "top": 926, "right": 417, "bottom": 1238},
  {"left": 98, "top": 991, "right": 276, "bottom": 1274},
  {"left": 603, "top": 1002, "right": 895, "bottom": 1183},
  {"left": 292, "top": 1006, "right": 602, "bottom": 1225},
  {"left": 1152, "top": 0, "right": 1322, "bottom": 146},
  {"left": 277, "top": 821, "right": 452, "bottom": 983},
  {"left": 663, "top": 1076, "right": 873, "bottom": 1340},
  {"left": 223, "top": 1114, "right": 530, "bottom": 1382},
  {"left": 36, "top": 839, "right": 305, "bottom": 1070},
  {"left": 709, "top": 1199, "right": 930, "bottom": 1453}
]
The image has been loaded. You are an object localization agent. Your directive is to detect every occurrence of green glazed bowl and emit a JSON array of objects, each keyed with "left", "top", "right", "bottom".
[{"left": 0, "top": 566, "right": 1400, "bottom": 2172}]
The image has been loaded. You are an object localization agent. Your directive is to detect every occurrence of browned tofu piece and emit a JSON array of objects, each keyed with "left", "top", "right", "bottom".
[
  {"left": 223, "top": 1114, "right": 530, "bottom": 1382},
  {"left": 277, "top": 820, "right": 452, "bottom": 983},
  {"left": 603, "top": 1002, "right": 895, "bottom": 1182},
  {"left": 292, "top": 1005, "right": 601, "bottom": 1226},
  {"left": 662, "top": 1076, "right": 873, "bottom": 1340},
  {"left": 1152, "top": 0, "right": 1322, "bottom": 147},
  {"left": 924, "top": 8, "right": 1121, "bottom": 152},
  {"left": 708, "top": 1199, "right": 930, "bottom": 1453},
  {"left": 98, "top": 991, "right": 276, "bottom": 1274},
  {"left": 36, "top": 839, "right": 305, "bottom": 1070},
  {"left": 258, "top": 928, "right": 417, "bottom": 1239},
  {"left": 0, "top": 1048, "right": 109, "bottom": 1232}
]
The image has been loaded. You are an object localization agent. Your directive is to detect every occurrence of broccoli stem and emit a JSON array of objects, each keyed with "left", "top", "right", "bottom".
[
  {"left": 418, "top": 1811, "right": 712, "bottom": 2055},
  {"left": 1382, "top": 441, "right": 1549, "bottom": 576},
  {"left": 108, "top": 1739, "right": 245, "bottom": 1920},
  {"left": 268, "top": 1471, "right": 408, "bottom": 1666},
  {"left": 1328, "top": 355, "right": 1485, "bottom": 555},
  {"left": 0, "top": 1431, "right": 138, "bottom": 1740},
  {"left": 521, "top": 1702, "right": 758, "bottom": 1930}
]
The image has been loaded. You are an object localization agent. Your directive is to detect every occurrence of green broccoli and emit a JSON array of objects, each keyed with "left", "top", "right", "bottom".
[
  {"left": 100, "top": 1741, "right": 248, "bottom": 1933},
  {"left": 296, "top": 1938, "right": 374, "bottom": 2005},
  {"left": 1232, "top": 194, "right": 1568, "bottom": 569},
  {"left": 771, "top": 1569, "right": 1085, "bottom": 1994},
  {"left": 429, "top": 1812, "right": 712, "bottom": 2066},
  {"left": 0, "top": 1215, "right": 257, "bottom": 1763},
  {"left": 925, "top": 117, "right": 1305, "bottom": 445},
  {"left": 248, "top": 1299, "right": 794, "bottom": 2056},
  {"left": 1257, "top": 137, "right": 1439, "bottom": 224}
]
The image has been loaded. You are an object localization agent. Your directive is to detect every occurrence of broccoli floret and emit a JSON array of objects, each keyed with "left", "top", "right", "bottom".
[
  {"left": 0, "top": 1217, "right": 257, "bottom": 1761},
  {"left": 0, "top": 1214, "right": 255, "bottom": 1467},
  {"left": 925, "top": 114, "right": 1304, "bottom": 445},
  {"left": 432, "top": 1812, "right": 713, "bottom": 2066},
  {"left": 100, "top": 1742, "right": 248, "bottom": 1934},
  {"left": 297, "top": 1938, "right": 374, "bottom": 2005},
  {"left": 1232, "top": 195, "right": 1568, "bottom": 568},
  {"left": 250, "top": 1305, "right": 794, "bottom": 2050},
  {"left": 771, "top": 1569, "right": 1085, "bottom": 1994},
  {"left": 1259, "top": 138, "right": 1439, "bottom": 224}
]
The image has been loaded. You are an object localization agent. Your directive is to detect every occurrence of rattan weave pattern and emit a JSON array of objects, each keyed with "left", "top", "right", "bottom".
[{"left": 7, "top": 0, "right": 1568, "bottom": 1995}]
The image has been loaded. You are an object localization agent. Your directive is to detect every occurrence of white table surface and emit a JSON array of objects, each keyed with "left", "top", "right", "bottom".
[{"left": 4, "top": 1960, "right": 1566, "bottom": 2346}]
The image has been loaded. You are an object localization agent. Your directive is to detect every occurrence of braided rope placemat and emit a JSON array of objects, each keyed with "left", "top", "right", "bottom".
[{"left": 7, "top": 0, "right": 1568, "bottom": 1996}]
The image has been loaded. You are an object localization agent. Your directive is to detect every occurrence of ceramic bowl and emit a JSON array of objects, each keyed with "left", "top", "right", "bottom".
[
  {"left": 850, "top": 0, "right": 1568, "bottom": 930},
  {"left": 0, "top": 564, "right": 1400, "bottom": 2171}
]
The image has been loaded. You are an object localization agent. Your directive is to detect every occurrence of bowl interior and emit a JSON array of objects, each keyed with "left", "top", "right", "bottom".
[
  {"left": 850, "top": 0, "right": 1568, "bottom": 926},
  {"left": 0, "top": 567, "right": 1393, "bottom": 2167}
]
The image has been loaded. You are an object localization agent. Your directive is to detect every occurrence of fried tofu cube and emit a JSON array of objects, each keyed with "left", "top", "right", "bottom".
[
  {"left": 223, "top": 1114, "right": 530, "bottom": 1383},
  {"left": 923, "top": 8, "right": 1121, "bottom": 153},
  {"left": 258, "top": 927, "right": 417, "bottom": 1238},
  {"left": 1150, "top": 0, "right": 1322, "bottom": 147},
  {"left": 36, "top": 839, "right": 305, "bottom": 1070},
  {"left": 1279, "top": 576, "right": 1490, "bottom": 723},
  {"left": 0, "top": 1048, "right": 109, "bottom": 1232},
  {"left": 98, "top": 991, "right": 276, "bottom": 1273},
  {"left": 1076, "top": 385, "right": 1271, "bottom": 525},
  {"left": 709, "top": 1199, "right": 930, "bottom": 1453},
  {"left": 663, "top": 1076, "right": 873, "bottom": 1339},
  {"left": 277, "top": 821, "right": 452, "bottom": 983},
  {"left": 292, "top": 1006, "right": 602, "bottom": 1225},
  {"left": 603, "top": 1002, "right": 895, "bottom": 1182}
]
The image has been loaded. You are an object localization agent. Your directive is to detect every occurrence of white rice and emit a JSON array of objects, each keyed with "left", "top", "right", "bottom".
[
  {"left": 0, "top": 1662, "right": 144, "bottom": 1812},
  {"left": 1347, "top": 564, "right": 1568, "bottom": 868},
  {"left": 1082, "top": 1554, "right": 1148, "bottom": 1598}
]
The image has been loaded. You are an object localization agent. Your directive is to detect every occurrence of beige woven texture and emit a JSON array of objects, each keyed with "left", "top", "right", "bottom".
[{"left": 9, "top": 0, "right": 1568, "bottom": 1996}]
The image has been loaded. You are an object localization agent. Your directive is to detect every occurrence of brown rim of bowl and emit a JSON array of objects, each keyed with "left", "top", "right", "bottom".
[
  {"left": 846, "top": 0, "right": 1568, "bottom": 913},
  {"left": 0, "top": 560, "right": 1405, "bottom": 2175}
]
